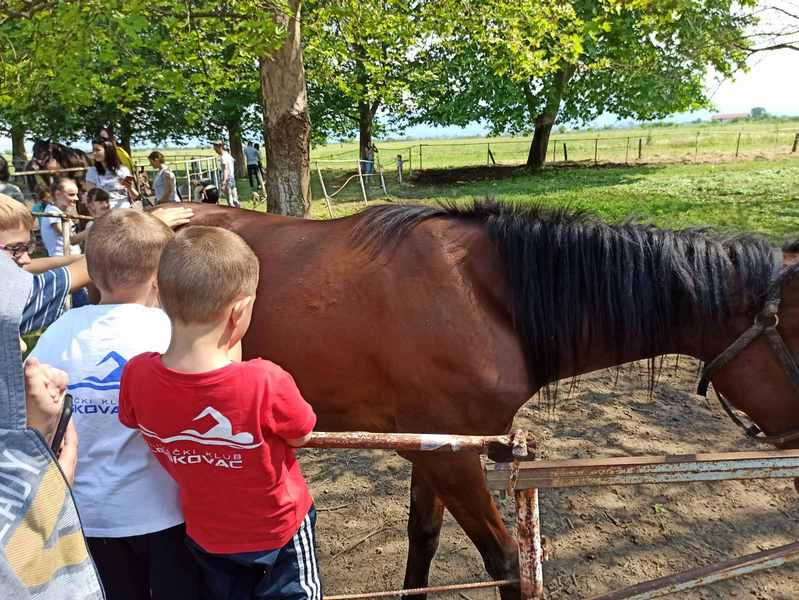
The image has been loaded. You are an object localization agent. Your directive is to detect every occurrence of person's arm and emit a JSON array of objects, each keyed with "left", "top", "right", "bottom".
[
  {"left": 20, "top": 267, "right": 71, "bottom": 333},
  {"left": 24, "top": 254, "right": 82, "bottom": 274},
  {"left": 122, "top": 175, "right": 140, "bottom": 201},
  {"left": 66, "top": 257, "right": 90, "bottom": 291},
  {"left": 262, "top": 367, "right": 317, "bottom": 448},
  {"left": 150, "top": 206, "right": 193, "bottom": 229},
  {"left": 56, "top": 421, "right": 78, "bottom": 485},
  {"left": 23, "top": 356, "right": 68, "bottom": 444}
]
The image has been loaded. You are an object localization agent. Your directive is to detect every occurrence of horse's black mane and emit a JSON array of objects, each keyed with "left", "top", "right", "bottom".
[{"left": 353, "top": 200, "right": 799, "bottom": 387}]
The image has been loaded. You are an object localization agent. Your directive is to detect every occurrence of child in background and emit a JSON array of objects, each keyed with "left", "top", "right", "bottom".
[
  {"left": 119, "top": 226, "right": 320, "bottom": 600},
  {"left": 85, "top": 188, "right": 111, "bottom": 223},
  {"left": 31, "top": 209, "right": 201, "bottom": 600}
]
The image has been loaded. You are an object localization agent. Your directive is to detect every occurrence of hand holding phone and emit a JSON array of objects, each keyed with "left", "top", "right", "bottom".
[{"left": 51, "top": 394, "right": 73, "bottom": 456}]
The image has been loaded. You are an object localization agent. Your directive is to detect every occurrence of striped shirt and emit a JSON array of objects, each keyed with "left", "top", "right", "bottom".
[{"left": 20, "top": 267, "right": 71, "bottom": 334}]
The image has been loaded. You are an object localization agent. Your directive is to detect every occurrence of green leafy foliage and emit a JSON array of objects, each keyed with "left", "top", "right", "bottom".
[{"left": 407, "top": 1, "right": 758, "bottom": 139}]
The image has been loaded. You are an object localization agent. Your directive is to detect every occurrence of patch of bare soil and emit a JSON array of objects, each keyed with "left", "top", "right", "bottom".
[
  {"left": 300, "top": 357, "right": 799, "bottom": 599},
  {"left": 410, "top": 165, "right": 529, "bottom": 185}
]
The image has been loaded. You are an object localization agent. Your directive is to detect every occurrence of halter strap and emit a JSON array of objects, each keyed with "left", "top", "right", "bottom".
[{"left": 697, "top": 251, "right": 799, "bottom": 446}]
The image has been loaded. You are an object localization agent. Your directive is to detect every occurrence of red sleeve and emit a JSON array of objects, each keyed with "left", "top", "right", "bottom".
[
  {"left": 261, "top": 364, "right": 316, "bottom": 440},
  {"left": 117, "top": 358, "right": 139, "bottom": 429}
]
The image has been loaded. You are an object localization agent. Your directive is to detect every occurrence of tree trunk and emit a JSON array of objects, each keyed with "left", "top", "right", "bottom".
[
  {"left": 259, "top": 0, "right": 311, "bottom": 217},
  {"left": 526, "top": 66, "right": 574, "bottom": 169},
  {"left": 228, "top": 121, "right": 247, "bottom": 179},
  {"left": 118, "top": 117, "right": 133, "bottom": 155},
  {"left": 358, "top": 101, "right": 375, "bottom": 161},
  {"left": 527, "top": 119, "right": 555, "bottom": 169},
  {"left": 10, "top": 123, "right": 27, "bottom": 170}
]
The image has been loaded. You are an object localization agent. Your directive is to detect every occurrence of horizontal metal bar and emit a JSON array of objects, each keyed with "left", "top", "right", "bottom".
[
  {"left": 30, "top": 211, "right": 95, "bottom": 222},
  {"left": 305, "top": 431, "right": 528, "bottom": 459},
  {"left": 586, "top": 541, "right": 799, "bottom": 600},
  {"left": 325, "top": 578, "right": 519, "bottom": 599},
  {"left": 485, "top": 450, "right": 799, "bottom": 490},
  {"left": 11, "top": 166, "right": 88, "bottom": 176}
]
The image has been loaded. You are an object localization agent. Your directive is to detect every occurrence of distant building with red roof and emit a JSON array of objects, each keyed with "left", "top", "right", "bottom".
[{"left": 711, "top": 113, "right": 748, "bottom": 122}]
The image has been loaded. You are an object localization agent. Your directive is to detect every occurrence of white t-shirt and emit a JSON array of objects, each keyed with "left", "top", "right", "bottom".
[
  {"left": 219, "top": 151, "right": 235, "bottom": 181},
  {"left": 31, "top": 304, "right": 183, "bottom": 537},
  {"left": 40, "top": 204, "right": 81, "bottom": 257},
  {"left": 86, "top": 165, "right": 132, "bottom": 209}
]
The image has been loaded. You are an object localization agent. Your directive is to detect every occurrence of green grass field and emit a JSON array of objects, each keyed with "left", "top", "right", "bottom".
[
  {"left": 126, "top": 120, "right": 799, "bottom": 240},
  {"left": 131, "top": 118, "right": 799, "bottom": 170},
  {"left": 300, "top": 158, "right": 799, "bottom": 241}
]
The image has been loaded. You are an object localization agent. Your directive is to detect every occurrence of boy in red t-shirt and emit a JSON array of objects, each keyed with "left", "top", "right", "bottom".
[{"left": 118, "top": 226, "right": 320, "bottom": 600}]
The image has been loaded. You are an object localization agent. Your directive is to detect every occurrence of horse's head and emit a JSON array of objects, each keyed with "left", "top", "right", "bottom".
[
  {"left": 32, "top": 139, "right": 52, "bottom": 165},
  {"left": 698, "top": 249, "right": 799, "bottom": 455}
]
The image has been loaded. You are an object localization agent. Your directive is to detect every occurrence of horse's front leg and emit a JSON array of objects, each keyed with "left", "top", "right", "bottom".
[
  {"left": 400, "top": 462, "right": 445, "bottom": 600},
  {"left": 415, "top": 453, "right": 520, "bottom": 600}
]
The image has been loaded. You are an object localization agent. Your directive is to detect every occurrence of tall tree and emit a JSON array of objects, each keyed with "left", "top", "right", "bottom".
[
  {"left": 411, "top": 0, "right": 757, "bottom": 168},
  {"left": 260, "top": 0, "right": 311, "bottom": 216},
  {"left": 304, "top": 0, "right": 431, "bottom": 161}
]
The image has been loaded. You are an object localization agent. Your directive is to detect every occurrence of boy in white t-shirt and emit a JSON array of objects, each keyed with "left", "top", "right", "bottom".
[
  {"left": 40, "top": 178, "right": 84, "bottom": 258},
  {"left": 31, "top": 209, "right": 201, "bottom": 600}
]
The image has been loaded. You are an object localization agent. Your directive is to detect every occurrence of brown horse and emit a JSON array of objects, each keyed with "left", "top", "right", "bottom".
[{"left": 185, "top": 200, "right": 799, "bottom": 599}]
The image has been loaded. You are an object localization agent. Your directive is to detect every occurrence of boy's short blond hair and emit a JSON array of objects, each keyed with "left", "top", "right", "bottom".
[
  {"left": 158, "top": 226, "right": 259, "bottom": 324},
  {"left": 0, "top": 193, "right": 34, "bottom": 231},
  {"left": 86, "top": 209, "right": 173, "bottom": 290}
]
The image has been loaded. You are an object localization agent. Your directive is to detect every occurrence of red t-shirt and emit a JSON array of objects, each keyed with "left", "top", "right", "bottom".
[{"left": 118, "top": 353, "right": 316, "bottom": 553}]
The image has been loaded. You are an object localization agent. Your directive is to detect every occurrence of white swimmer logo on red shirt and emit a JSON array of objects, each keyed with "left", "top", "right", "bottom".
[{"left": 139, "top": 406, "right": 262, "bottom": 450}]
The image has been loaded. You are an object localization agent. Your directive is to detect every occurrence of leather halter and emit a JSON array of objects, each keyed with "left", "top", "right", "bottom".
[{"left": 697, "top": 257, "right": 799, "bottom": 446}]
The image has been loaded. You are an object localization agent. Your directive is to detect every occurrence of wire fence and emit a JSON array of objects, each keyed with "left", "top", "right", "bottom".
[{"left": 313, "top": 128, "right": 799, "bottom": 173}]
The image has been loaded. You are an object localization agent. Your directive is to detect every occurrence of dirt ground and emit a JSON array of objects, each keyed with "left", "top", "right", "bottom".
[{"left": 299, "top": 356, "right": 799, "bottom": 599}]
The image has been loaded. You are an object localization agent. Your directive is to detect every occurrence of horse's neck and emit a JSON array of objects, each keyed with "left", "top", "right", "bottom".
[{"left": 561, "top": 302, "right": 711, "bottom": 382}]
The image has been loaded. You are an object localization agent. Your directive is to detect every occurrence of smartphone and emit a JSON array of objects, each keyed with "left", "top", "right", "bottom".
[{"left": 50, "top": 394, "right": 73, "bottom": 455}]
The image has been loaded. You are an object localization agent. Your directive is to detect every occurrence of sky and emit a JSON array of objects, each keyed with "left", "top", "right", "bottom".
[{"left": 2, "top": 16, "right": 798, "bottom": 152}]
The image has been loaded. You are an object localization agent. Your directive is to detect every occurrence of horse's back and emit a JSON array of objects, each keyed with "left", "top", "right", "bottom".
[{"left": 189, "top": 204, "right": 531, "bottom": 434}]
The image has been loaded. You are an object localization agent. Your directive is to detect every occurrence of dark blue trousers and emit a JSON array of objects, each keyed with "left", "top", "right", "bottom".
[{"left": 188, "top": 507, "right": 321, "bottom": 600}]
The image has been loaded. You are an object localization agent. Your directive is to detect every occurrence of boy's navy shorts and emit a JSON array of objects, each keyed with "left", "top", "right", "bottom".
[{"left": 188, "top": 506, "right": 321, "bottom": 600}]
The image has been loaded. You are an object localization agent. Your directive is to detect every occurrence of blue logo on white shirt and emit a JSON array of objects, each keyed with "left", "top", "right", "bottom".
[{"left": 67, "top": 351, "right": 127, "bottom": 391}]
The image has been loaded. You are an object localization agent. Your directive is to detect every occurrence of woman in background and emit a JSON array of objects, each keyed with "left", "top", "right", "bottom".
[
  {"left": 148, "top": 151, "right": 180, "bottom": 203},
  {"left": 85, "top": 139, "right": 138, "bottom": 209}
]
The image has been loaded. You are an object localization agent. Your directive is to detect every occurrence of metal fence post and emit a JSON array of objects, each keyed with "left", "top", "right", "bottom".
[
  {"left": 793, "top": 133, "right": 799, "bottom": 153},
  {"left": 419, "top": 144, "right": 424, "bottom": 171},
  {"left": 638, "top": 138, "right": 643, "bottom": 160},
  {"left": 515, "top": 488, "right": 544, "bottom": 599},
  {"left": 594, "top": 138, "right": 598, "bottom": 165},
  {"left": 736, "top": 132, "right": 742, "bottom": 157},
  {"left": 562, "top": 142, "right": 568, "bottom": 162},
  {"left": 625, "top": 137, "right": 630, "bottom": 164},
  {"left": 694, "top": 132, "right": 700, "bottom": 161},
  {"left": 184, "top": 160, "right": 192, "bottom": 202}
]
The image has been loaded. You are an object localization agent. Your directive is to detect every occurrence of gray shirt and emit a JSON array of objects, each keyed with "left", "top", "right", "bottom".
[
  {"left": 153, "top": 166, "right": 179, "bottom": 203},
  {"left": 0, "top": 255, "right": 104, "bottom": 599}
]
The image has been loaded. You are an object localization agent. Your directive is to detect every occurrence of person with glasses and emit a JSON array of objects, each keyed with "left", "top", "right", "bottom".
[{"left": 0, "top": 193, "right": 90, "bottom": 334}]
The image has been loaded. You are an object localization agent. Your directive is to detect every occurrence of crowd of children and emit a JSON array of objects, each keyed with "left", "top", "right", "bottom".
[{"left": 1, "top": 192, "right": 321, "bottom": 600}]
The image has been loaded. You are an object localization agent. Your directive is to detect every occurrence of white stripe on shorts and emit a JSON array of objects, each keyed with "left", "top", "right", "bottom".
[
  {"left": 299, "top": 514, "right": 321, "bottom": 599},
  {"left": 292, "top": 515, "right": 316, "bottom": 599}
]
